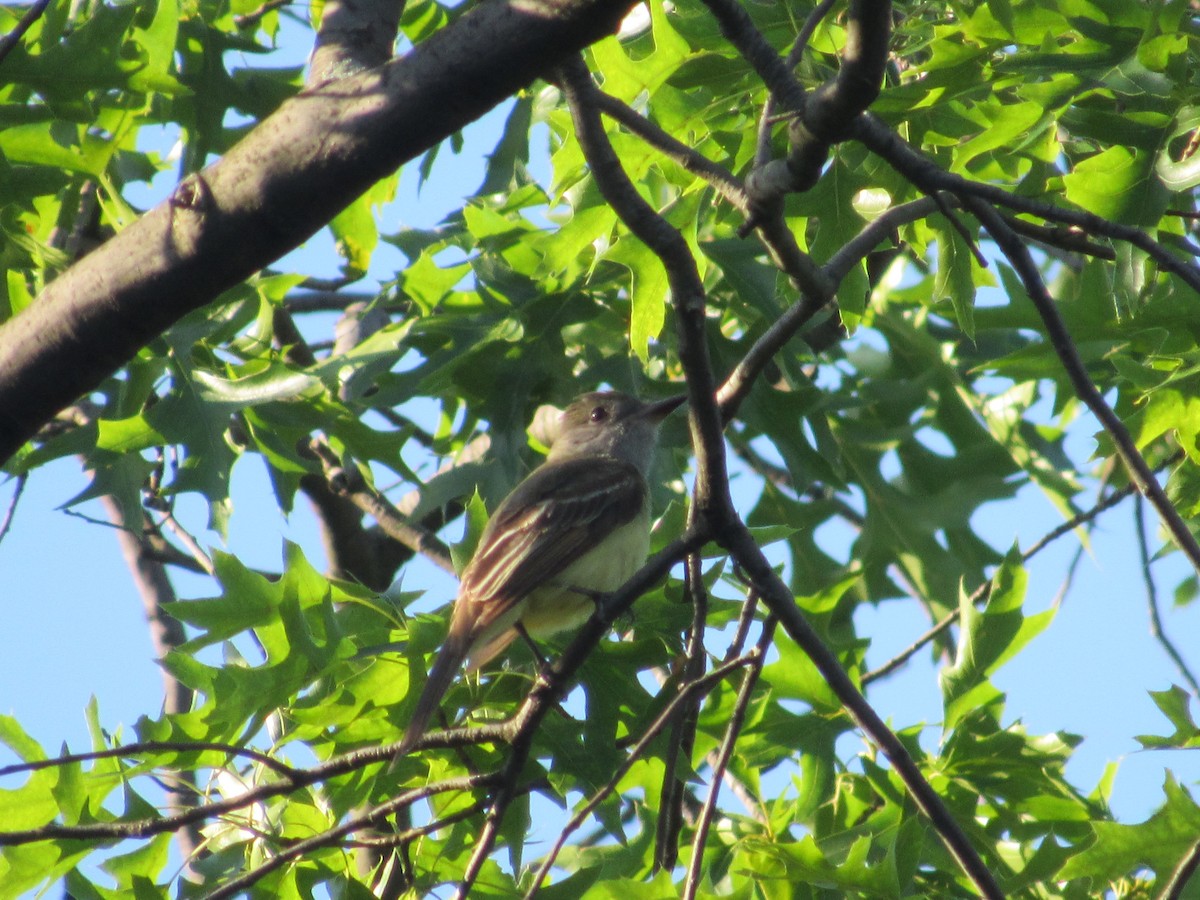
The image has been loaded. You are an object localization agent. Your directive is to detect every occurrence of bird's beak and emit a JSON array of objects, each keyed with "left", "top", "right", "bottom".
[{"left": 641, "top": 393, "right": 687, "bottom": 422}]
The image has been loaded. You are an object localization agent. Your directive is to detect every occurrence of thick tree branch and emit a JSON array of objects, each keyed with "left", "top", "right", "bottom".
[
  {"left": 307, "top": 0, "right": 405, "bottom": 86},
  {"left": 0, "top": 0, "right": 639, "bottom": 465}
]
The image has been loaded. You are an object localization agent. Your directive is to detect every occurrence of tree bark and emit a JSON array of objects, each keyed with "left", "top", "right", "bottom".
[{"left": 0, "top": 0, "right": 635, "bottom": 465}]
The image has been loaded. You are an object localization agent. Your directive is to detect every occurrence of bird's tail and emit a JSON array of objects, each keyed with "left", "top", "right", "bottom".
[{"left": 396, "top": 628, "right": 471, "bottom": 757}]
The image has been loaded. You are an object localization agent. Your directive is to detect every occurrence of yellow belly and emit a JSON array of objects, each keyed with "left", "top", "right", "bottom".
[{"left": 519, "top": 508, "right": 651, "bottom": 638}]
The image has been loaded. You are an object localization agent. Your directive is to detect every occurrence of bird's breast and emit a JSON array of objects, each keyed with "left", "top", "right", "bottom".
[{"left": 519, "top": 508, "right": 652, "bottom": 638}]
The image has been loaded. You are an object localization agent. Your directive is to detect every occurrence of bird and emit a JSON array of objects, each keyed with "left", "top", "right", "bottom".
[{"left": 398, "top": 390, "right": 685, "bottom": 752}]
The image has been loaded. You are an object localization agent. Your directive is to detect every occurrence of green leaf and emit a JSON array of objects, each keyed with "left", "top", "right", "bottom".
[
  {"left": 1063, "top": 145, "right": 1168, "bottom": 227},
  {"left": 1135, "top": 686, "right": 1200, "bottom": 749},
  {"left": 941, "top": 547, "right": 1054, "bottom": 730},
  {"left": 932, "top": 216, "right": 978, "bottom": 340},
  {"left": 607, "top": 236, "right": 667, "bottom": 362},
  {"left": 1059, "top": 773, "right": 1200, "bottom": 882}
]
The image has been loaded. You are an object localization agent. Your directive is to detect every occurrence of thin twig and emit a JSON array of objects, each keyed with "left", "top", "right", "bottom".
[
  {"left": 232, "top": 0, "right": 292, "bottom": 29},
  {"left": 0, "top": 0, "right": 52, "bottom": 67},
  {"left": 754, "top": 0, "right": 837, "bottom": 167},
  {"left": 1159, "top": 838, "right": 1200, "bottom": 900},
  {"left": 563, "top": 41, "right": 1003, "bottom": 899},
  {"left": 933, "top": 192, "right": 988, "bottom": 268},
  {"left": 1136, "top": 495, "right": 1200, "bottom": 700},
  {"left": 308, "top": 435, "right": 454, "bottom": 574},
  {"left": 966, "top": 197, "right": 1200, "bottom": 576},
  {"left": 722, "top": 519, "right": 1005, "bottom": 899},
  {"left": 158, "top": 509, "right": 215, "bottom": 575},
  {"left": 682, "top": 616, "right": 776, "bottom": 900},
  {"left": 585, "top": 88, "right": 749, "bottom": 212},
  {"left": 0, "top": 739, "right": 297, "bottom": 780},
  {"left": 0, "top": 739, "right": 416, "bottom": 847},
  {"left": 203, "top": 774, "right": 493, "bottom": 899},
  {"left": 0, "top": 471, "right": 26, "bottom": 546},
  {"left": 524, "top": 651, "right": 758, "bottom": 898},
  {"left": 654, "top": 550, "right": 709, "bottom": 870},
  {"left": 342, "top": 803, "right": 482, "bottom": 849},
  {"left": 852, "top": 113, "right": 1200, "bottom": 295},
  {"left": 863, "top": 453, "right": 1182, "bottom": 684}
]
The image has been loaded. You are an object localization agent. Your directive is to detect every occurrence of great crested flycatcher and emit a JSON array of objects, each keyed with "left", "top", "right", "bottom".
[{"left": 400, "top": 390, "right": 685, "bottom": 750}]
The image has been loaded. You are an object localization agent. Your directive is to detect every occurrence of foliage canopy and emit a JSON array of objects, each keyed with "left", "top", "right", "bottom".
[{"left": 1, "top": 0, "right": 1200, "bottom": 897}]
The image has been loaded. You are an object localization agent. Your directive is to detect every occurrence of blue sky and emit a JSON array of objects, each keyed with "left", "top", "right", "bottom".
[{"left": 2, "top": 18, "right": 1199, "bottom": 894}]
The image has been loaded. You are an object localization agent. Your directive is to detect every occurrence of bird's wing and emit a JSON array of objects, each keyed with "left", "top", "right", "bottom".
[
  {"left": 458, "top": 457, "right": 647, "bottom": 632},
  {"left": 398, "top": 457, "right": 646, "bottom": 752}
]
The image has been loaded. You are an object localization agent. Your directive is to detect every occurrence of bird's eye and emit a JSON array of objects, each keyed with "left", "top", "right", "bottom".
[{"left": 589, "top": 406, "right": 608, "bottom": 423}]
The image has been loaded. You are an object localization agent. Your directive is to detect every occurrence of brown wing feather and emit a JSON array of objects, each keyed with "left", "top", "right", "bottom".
[
  {"left": 457, "top": 457, "right": 646, "bottom": 634},
  {"left": 397, "top": 457, "right": 646, "bottom": 754}
]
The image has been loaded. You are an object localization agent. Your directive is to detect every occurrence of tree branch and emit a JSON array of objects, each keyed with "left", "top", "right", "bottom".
[
  {"left": 0, "top": 0, "right": 52, "bottom": 66},
  {"left": 1160, "top": 838, "right": 1200, "bottom": 900},
  {"left": 853, "top": 113, "right": 1200, "bottom": 294},
  {"left": 307, "top": 435, "right": 455, "bottom": 574},
  {"left": 1136, "top": 495, "right": 1200, "bottom": 700},
  {"left": 525, "top": 648, "right": 759, "bottom": 898},
  {"left": 653, "top": 550, "right": 708, "bottom": 871},
  {"left": 203, "top": 774, "right": 494, "bottom": 899},
  {"left": 681, "top": 615, "right": 776, "bottom": 900},
  {"left": 964, "top": 197, "right": 1200, "bottom": 576},
  {"left": 307, "top": 0, "right": 405, "bottom": 86},
  {"left": 863, "top": 452, "right": 1183, "bottom": 686},
  {"left": 718, "top": 518, "right": 1006, "bottom": 899},
  {"left": 0, "top": 739, "right": 412, "bottom": 847},
  {"left": 0, "top": 0, "right": 640, "bottom": 464},
  {"left": 100, "top": 498, "right": 202, "bottom": 868}
]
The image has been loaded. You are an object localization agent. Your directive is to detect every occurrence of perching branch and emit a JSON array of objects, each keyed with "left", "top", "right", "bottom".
[{"left": 561, "top": 44, "right": 1003, "bottom": 900}]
